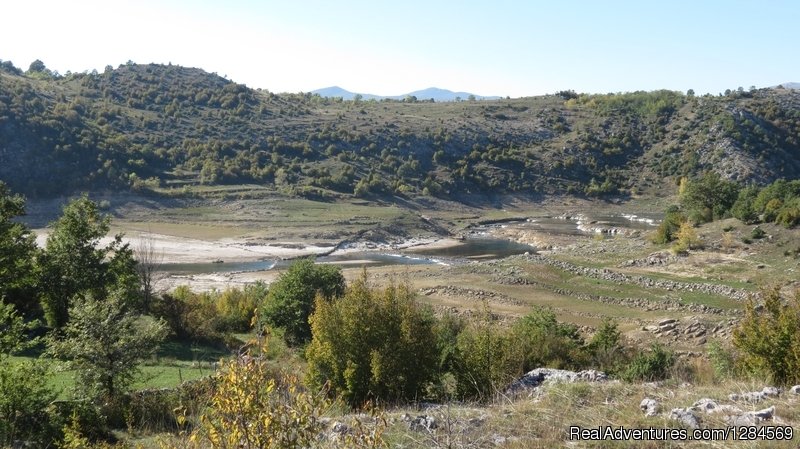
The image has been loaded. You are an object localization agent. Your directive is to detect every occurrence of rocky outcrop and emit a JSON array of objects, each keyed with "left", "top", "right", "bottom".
[
  {"left": 506, "top": 368, "right": 607, "bottom": 395},
  {"left": 729, "top": 386, "right": 781, "bottom": 403}
]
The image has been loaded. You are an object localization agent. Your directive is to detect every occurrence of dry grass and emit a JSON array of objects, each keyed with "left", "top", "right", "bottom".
[{"left": 379, "top": 378, "right": 799, "bottom": 448}]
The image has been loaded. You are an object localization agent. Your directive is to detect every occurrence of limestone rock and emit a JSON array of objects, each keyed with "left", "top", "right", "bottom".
[
  {"left": 669, "top": 408, "right": 700, "bottom": 429},
  {"left": 640, "top": 398, "right": 660, "bottom": 417}
]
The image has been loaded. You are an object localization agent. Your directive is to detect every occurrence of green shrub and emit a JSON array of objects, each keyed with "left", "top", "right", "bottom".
[
  {"left": 707, "top": 340, "right": 737, "bottom": 380},
  {"left": 651, "top": 207, "right": 686, "bottom": 244},
  {"left": 0, "top": 361, "right": 58, "bottom": 446},
  {"left": 587, "top": 318, "right": 629, "bottom": 374},
  {"left": 260, "top": 259, "right": 345, "bottom": 346},
  {"left": 750, "top": 226, "right": 766, "bottom": 239},
  {"left": 733, "top": 287, "right": 800, "bottom": 385},
  {"left": 306, "top": 273, "right": 439, "bottom": 406},
  {"left": 506, "top": 307, "right": 587, "bottom": 373},
  {"left": 451, "top": 310, "right": 513, "bottom": 401},
  {"left": 620, "top": 343, "right": 675, "bottom": 382},
  {"left": 214, "top": 282, "right": 265, "bottom": 332}
]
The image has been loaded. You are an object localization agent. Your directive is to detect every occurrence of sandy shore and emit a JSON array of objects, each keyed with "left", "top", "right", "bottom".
[
  {"left": 34, "top": 229, "right": 336, "bottom": 263},
  {"left": 33, "top": 229, "right": 461, "bottom": 292}
]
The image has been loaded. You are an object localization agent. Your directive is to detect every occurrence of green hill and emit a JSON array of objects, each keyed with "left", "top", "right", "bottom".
[{"left": 1, "top": 61, "right": 799, "bottom": 199}]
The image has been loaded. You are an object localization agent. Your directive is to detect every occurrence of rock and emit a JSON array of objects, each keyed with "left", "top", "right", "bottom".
[
  {"left": 658, "top": 318, "right": 678, "bottom": 326},
  {"left": 669, "top": 408, "right": 700, "bottom": 429},
  {"left": 330, "top": 421, "right": 350, "bottom": 434},
  {"left": 640, "top": 398, "right": 660, "bottom": 417},
  {"left": 761, "top": 386, "right": 781, "bottom": 397},
  {"left": 408, "top": 415, "right": 438, "bottom": 432},
  {"left": 729, "top": 413, "right": 759, "bottom": 427},
  {"left": 753, "top": 405, "right": 776, "bottom": 420},
  {"left": 727, "top": 406, "right": 775, "bottom": 427},
  {"left": 730, "top": 386, "right": 781, "bottom": 403},
  {"left": 790, "top": 385, "right": 800, "bottom": 395},
  {"left": 506, "top": 368, "right": 607, "bottom": 395},
  {"left": 692, "top": 398, "right": 719, "bottom": 413}
]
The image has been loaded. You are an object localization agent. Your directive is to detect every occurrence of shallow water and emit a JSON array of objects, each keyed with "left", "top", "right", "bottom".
[{"left": 161, "top": 237, "right": 535, "bottom": 275}]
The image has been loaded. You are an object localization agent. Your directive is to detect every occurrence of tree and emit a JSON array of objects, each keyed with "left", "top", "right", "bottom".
[
  {"left": 134, "top": 232, "right": 163, "bottom": 312},
  {"left": 506, "top": 307, "right": 586, "bottom": 374},
  {"left": 0, "top": 182, "right": 40, "bottom": 317},
  {"left": 38, "top": 196, "right": 138, "bottom": 328},
  {"left": 0, "top": 301, "right": 56, "bottom": 446},
  {"left": 27, "top": 59, "right": 47, "bottom": 74},
  {"left": 733, "top": 287, "right": 800, "bottom": 385},
  {"left": 672, "top": 221, "right": 701, "bottom": 254},
  {"left": 306, "top": 273, "right": 439, "bottom": 406},
  {"left": 47, "top": 288, "right": 167, "bottom": 401},
  {"left": 679, "top": 172, "right": 739, "bottom": 222},
  {"left": 260, "top": 259, "right": 345, "bottom": 346}
]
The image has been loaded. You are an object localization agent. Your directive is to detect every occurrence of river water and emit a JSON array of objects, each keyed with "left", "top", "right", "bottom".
[{"left": 160, "top": 213, "right": 660, "bottom": 275}]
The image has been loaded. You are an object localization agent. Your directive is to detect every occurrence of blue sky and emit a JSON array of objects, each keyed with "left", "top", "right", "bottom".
[{"left": 2, "top": 0, "right": 797, "bottom": 97}]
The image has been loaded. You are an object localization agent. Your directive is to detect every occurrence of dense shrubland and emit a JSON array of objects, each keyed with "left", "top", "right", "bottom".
[{"left": 2, "top": 60, "right": 800, "bottom": 201}]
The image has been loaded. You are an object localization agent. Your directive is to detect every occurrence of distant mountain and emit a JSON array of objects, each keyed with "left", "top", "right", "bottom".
[
  {"left": 311, "top": 86, "right": 497, "bottom": 102},
  {"left": 310, "top": 86, "right": 382, "bottom": 101},
  {"left": 403, "top": 87, "right": 500, "bottom": 102},
  {"left": 778, "top": 82, "right": 800, "bottom": 90}
]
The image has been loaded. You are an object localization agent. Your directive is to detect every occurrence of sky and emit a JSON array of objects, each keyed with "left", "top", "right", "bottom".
[{"left": 1, "top": 0, "right": 798, "bottom": 98}]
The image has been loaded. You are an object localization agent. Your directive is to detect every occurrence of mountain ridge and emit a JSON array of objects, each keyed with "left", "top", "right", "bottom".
[
  {"left": 1, "top": 62, "right": 799, "bottom": 200},
  {"left": 311, "top": 86, "right": 499, "bottom": 102}
]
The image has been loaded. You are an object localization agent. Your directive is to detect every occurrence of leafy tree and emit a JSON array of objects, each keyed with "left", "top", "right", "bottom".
[
  {"left": 306, "top": 273, "right": 439, "bottom": 406},
  {"left": 0, "top": 182, "right": 40, "bottom": 317},
  {"left": 260, "top": 259, "right": 344, "bottom": 346},
  {"left": 731, "top": 185, "right": 760, "bottom": 224},
  {"left": 47, "top": 288, "right": 167, "bottom": 401},
  {"left": 38, "top": 196, "right": 138, "bottom": 328},
  {"left": 0, "top": 301, "right": 57, "bottom": 446},
  {"left": 679, "top": 172, "right": 739, "bottom": 222},
  {"left": 27, "top": 59, "right": 47, "bottom": 74},
  {"left": 672, "top": 221, "right": 701, "bottom": 254},
  {"left": 651, "top": 206, "right": 686, "bottom": 244},
  {"left": 450, "top": 309, "right": 510, "bottom": 400},
  {"left": 733, "top": 287, "right": 800, "bottom": 385},
  {"left": 505, "top": 307, "right": 586, "bottom": 373}
]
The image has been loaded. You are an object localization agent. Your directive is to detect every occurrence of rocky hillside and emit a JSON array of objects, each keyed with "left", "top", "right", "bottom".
[{"left": 1, "top": 61, "right": 799, "bottom": 199}]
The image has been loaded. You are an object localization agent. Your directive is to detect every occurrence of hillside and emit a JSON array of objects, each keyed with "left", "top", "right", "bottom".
[{"left": 1, "top": 61, "right": 799, "bottom": 199}]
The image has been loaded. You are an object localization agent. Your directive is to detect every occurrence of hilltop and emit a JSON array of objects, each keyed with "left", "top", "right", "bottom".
[{"left": 1, "top": 61, "right": 799, "bottom": 200}]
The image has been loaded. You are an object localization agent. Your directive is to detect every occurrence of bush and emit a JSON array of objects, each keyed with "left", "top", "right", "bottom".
[
  {"left": 260, "top": 259, "right": 345, "bottom": 346},
  {"left": 506, "top": 307, "right": 586, "bottom": 372},
  {"left": 733, "top": 287, "right": 800, "bottom": 385},
  {"left": 587, "top": 318, "right": 629, "bottom": 374},
  {"left": 153, "top": 284, "right": 262, "bottom": 345},
  {"left": 163, "top": 343, "right": 385, "bottom": 449},
  {"left": 306, "top": 273, "right": 439, "bottom": 406},
  {"left": 0, "top": 361, "right": 58, "bottom": 446},
  {"left": 651, "top": 207, "right": 686, "bottom": 244},
  {"left": 620, "top": 343, "right": 675, "bottom": 382},
  {"left": 214, "top": 282, "right": 265, "bottom": 332},
  {"left": 750, "top": 226, "right": 766, "bottom": 239},
  {"left": 450, "top": 310, "right": 513, "bottom": 401}
]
